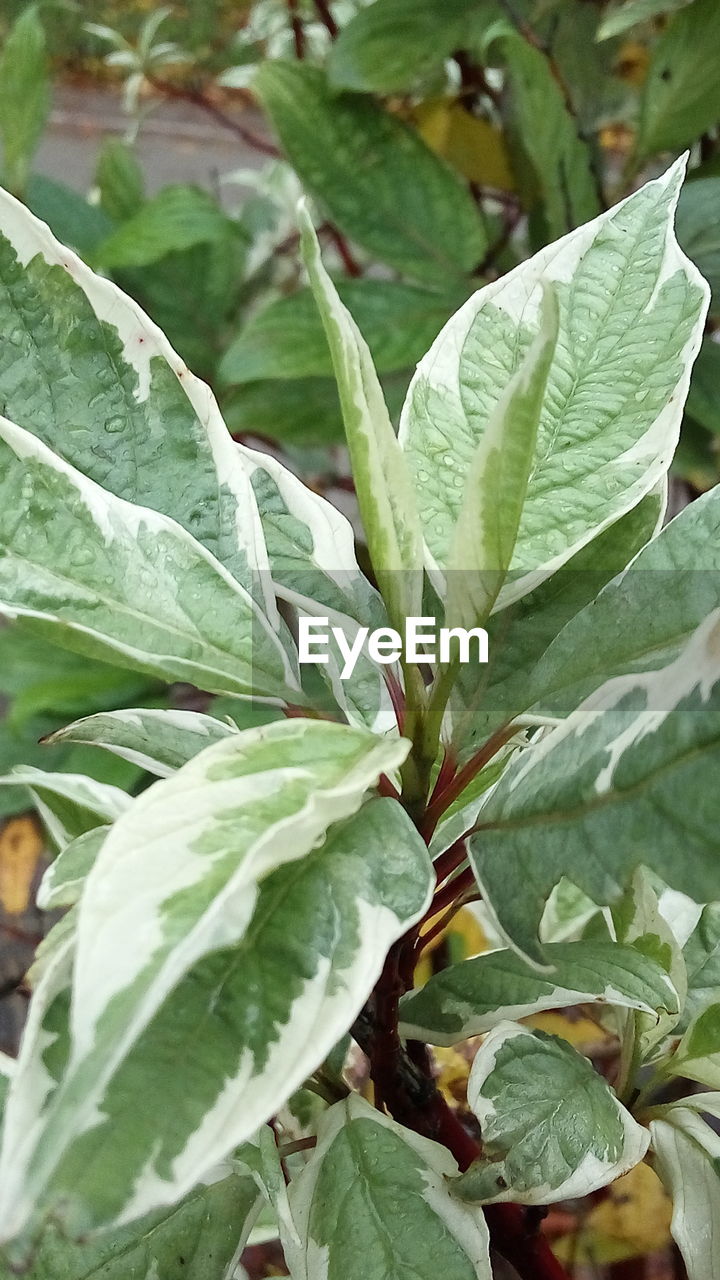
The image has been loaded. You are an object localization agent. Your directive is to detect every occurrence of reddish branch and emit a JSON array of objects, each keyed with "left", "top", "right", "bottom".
[
  {"left": 422, "top": 724, "right": 516, "bottom": 839},
  {"left": 146, "top": 75, "right": 280, "bottom": 157},
  {"left": 287, "top": 0, "right": 305, "bottom": 59},
  {"left": 312, "top": 0, "right": 339, "bottom": 38}
]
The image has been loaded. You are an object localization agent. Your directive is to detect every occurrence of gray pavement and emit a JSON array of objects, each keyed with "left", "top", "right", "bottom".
[{"left": 35, "top": 84, "right": 271, "bottom": 198}]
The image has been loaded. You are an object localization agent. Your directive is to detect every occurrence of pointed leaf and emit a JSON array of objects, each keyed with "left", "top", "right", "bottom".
[
  {"left": 445, "top": 286, "right": 559, "bottom": 628},
  {"left": 399, "top": 940, "right": 679, "bottom": 1046},
  {"left": 0, "top": 6, "right": 50, "bottom": 196},
  {"left": 0, "top": 418, "right": 299, "bottom": 703},
  {"left": 0, "top": 769, "right": 128, "bottom": 849},
  {"left": 42, "top": 708, "right": 239, "bottom": 778},
  {"left": 637, "top": 0, "right": 720, "bottom": 158},
  {"left": 400, "top": 160, "right": 708, "bottom": 608},
  {"left": 278, "top": 1094, "right": 492, "bottom": 1280},
  {"left": 254, "top": 61, "right": 486, "bottom": 285},
  {"left": 454, "top": 1023, "right": 649, "bottom": 1204},
  {"left": 300, "top": 206, "right": 423, "bottom": 632},
  {"left": 611, "top": 869, "right": 687, "bottom": 1058},
  {"left": 487, "top": 26, "right": 600, "bottom": 240}
]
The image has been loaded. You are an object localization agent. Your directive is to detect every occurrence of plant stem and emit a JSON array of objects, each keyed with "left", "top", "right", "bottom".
[
  {"left": 287, "top": 0, "right": 305, "bottom": 59},
  {"left": 146, "top": 75, "right": 280, "bottom": 157},
  {"left": 313, "top": 0, "right": 339, "bottom": 38}
]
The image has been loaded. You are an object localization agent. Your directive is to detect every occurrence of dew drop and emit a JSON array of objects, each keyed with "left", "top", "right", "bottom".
[{"left": 104, "top": 416, "right": 125, "bottom": 435}]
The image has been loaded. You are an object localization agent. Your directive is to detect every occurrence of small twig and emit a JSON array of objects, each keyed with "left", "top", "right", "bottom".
[
  {"left": 321, "top": 224, "right": 363, "bottom": 277},
  {"left": 146, "top": 75, "right": 280, "bottom": 157},
  {"left": 421, "top": 724, "right": 516, "bottom": 839},
  {"left": 287, "top": 0, "right": 305, "bottom": 59},
  {"left": 278, "top": 1136, "right": 317, "bottom": 1157},
  {"left": 313, "top": 0, "right": 339, "bottom": 38}
]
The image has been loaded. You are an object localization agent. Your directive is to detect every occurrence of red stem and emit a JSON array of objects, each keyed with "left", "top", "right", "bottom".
[
  {"left": 322, "top": 224, "right": 363, "bottom": 277},
  {"left": 147, "top": 76, "right": 280, "bottom": 157},
  {"left": 313, "top": 0, "right": 339, "bottom": 38},
  {"left": 287, "top": 0, "right": 305, "bottom": 59},
  {"left": 422, "top": 725, "right": 515, "bottom": 839}
]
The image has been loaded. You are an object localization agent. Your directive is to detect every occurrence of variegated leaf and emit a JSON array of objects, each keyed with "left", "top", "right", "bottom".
[
  {"left": 245, "top": 445, "right": 394, "bottom": 732},
  {"left": 0, "top": 767, "right": 128, "bottom": 848},
  {"left": 0, "top": 795, "right": 432, "bottom": 1242},
  {"left": 299, "top": 204, "right": 423, "bottom": 635},
  {"left": 36, "top": 827, "right": 108, "bottom": 910},
  {"left": 453, "top": 1023, "right": 649, "bottom": 1205},
  {"left": 0, "top": 1169, "right": 262, "bottom": 1280},
  {"left": 445, "top": 285, "right": 559, "bottom": 629},
  {"left": 611, "top": 869, "right": 687, "bottom": 1059},
  {"left": 42, "top": 708, "right": 239, "bottom": 778},
  {"left": 275, "top": 1095, "right": 492, "bottom": 1280},
  {"left": 0, "top": 418, "right": 300, "bottom": 703},
  {"left": 683, "top": 903, "right": 720, "bottom": 1027},
  {"left": 0, "top": 727, "right": 425, "bottom": 1244},
  {"left": 0, "top": 185, "right": 274, "bottom": 616},
  {"left": 668, "top": 1004, "right": 720, "bottom": 1090},
  {"left": 400, "top": 158, "right": 708, "bottom": 608},
  {"left": 650, "top": 1103, "right": 720, "bottom": 1280},
  {"left": 398, "top": 940, "right": 678, "bottom": 1046},
  {"left": 469, "top": 610, "right": 720, "bottom": 965},
  {"left": 527, "top": 482, "right": 720, "bottom": 718}
]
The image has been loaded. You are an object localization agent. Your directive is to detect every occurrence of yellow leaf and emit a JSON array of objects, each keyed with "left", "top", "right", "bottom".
[
  {"left": 412, "top": 98, "right": 515, "bottom": 191},
  {"left": 525, "top": 1008, "right": 614, "bottom": 1054},
  {"left": 555, "top": 1162, "right": 672, "bottom": 1264},
  {"left": 0, "top": 814, "right": 44, "bottom": 916}
]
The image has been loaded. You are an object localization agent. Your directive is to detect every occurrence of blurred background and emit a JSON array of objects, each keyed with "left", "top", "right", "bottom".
[{"left": 1, "top": 1, "right": 719, "bottom": 1274}]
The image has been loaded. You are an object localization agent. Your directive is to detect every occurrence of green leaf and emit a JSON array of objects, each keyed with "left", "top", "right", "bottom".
[
  {"left": 445, "top": 286, "right": 560, "bottom": 629},
  {"left": 0, "top": 5, "right": 50, "bottom": 196},
  {"left": 398, "top": 940, "right": 679, "bottom": 1046},
  {"left": 400, "top": 160, "right": 707, "bottom": 609},
  {"left": 669, "top": 1003, "right": 720, "bottom": 1088},
  {"left": 0, "top": 769, "right": 128, "bottom": 851},
  {"left": 686, "top": 340, "right": 720, "bottom": 435},
  {"left": 42, "top": 708, "right": 240, "bottom": 779},
  {"left": 650, "top": 1104, "right": 720, "bottom": 1280},
  {"left": 0, "top": 183, "right": 275, "bottom": 613},
  {"left": 453, "top": 1024, "right": 649, "bottom": 1204},
  {"left": 527, "top": 483, "right": 720, "bottom": 718},
  {"left": 36, "top": 827, "right": 108, "bottom": 910},
  {"left": 487, "top": 26, "right": 600, "bottom": 240},
  {"left": 598, "top": 0, "right": 694, "bottom": 41},
  {"left": 0, "top": 419, "right": 300, "bottom": 703},
  {"left": 611, "top": 869, "right": 687, "bottom": 1059},
  {"left": 245, "top": 447, "right": 394, "bottom": 732},
  {"left": 677, "top": 178, "right": 720, "bottom": 311},
  {"left": 0, "top": 1169, "right": 262, "bottom": 1280},
  {"left": 254, "top": 61, "right": 486, "bottom": 284},
  {"left": 300, "top": 206, "right": 423, "bottom": 633},
  {"left": 468, "top": 610, "right": 720, "bottom": 965},
  {"left": 276, "top": 1094, "right": 492, "bottom": 1280},
  {"left": 683, "top": 903, "right": 720, "bottom": 1026},
  {"left": 95, "top": 185, "right": 232, "bottom": 270},
  {"left": 451, "top": 488, "right": 665, "bottom": 752},
  {"left": 219, "top": 280, "right": 463, "bottom": 384},
  {"left": 25, "top": 177, "right": 114, "bottom": 257},
  {"left": 636, "top": 0, "right": 720, "bottom": 157},
  {"left": 0, "top": 793, "right": 431, "bottom": 1237},
  {"left": 223, "top": 376, "right": 345, "bottom": 445},
  {"left": 328, "top": 0, "right": 498, "bottom": 93},
  {"left": 95, "top": 137, "right": 145, "bottom": 224}
]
